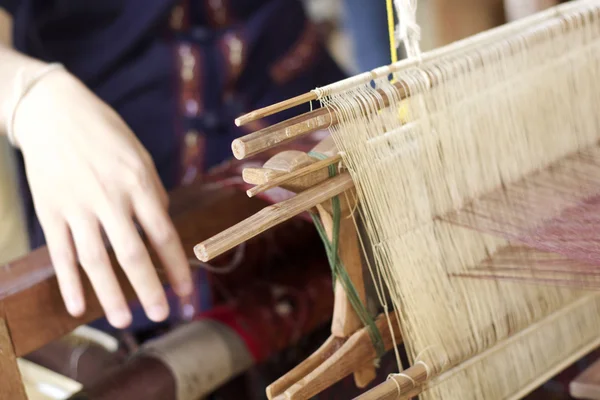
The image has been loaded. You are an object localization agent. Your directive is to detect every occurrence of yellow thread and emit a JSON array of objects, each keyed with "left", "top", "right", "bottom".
[{"left": 386, "top": 0, "right": 398, "bottom": 65}]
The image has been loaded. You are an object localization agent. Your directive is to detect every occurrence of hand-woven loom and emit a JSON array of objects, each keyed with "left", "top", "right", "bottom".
[{"left": 195, "top": 1, "right": 600, "bottom": 399}]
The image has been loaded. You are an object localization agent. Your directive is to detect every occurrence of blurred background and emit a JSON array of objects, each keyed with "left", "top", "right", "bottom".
[{"left": 5, "top": 1, "right": 590, "bottom": 400}]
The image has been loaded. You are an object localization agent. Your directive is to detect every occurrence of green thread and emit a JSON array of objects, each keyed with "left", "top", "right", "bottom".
[{"left": 307, "top": 151, "right": 385, "bottom": 359}]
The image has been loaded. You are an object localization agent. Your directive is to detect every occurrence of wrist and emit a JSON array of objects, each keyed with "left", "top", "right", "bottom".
[{"left": 4, "top": 63, "right": 66, "bottom": 149}]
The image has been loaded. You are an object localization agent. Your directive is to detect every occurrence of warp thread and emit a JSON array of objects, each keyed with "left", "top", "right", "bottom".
[
  {"left": 321, "top": 2, "right": 600, "bottom": 398},
  {"left": 393, "top": 0, "right": 422, "bottom": 60},
  {"left": 307, "top": 150, "right": 385, "bottom": 359}
]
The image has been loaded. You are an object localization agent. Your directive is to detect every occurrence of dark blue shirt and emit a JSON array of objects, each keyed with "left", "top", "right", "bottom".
[{"left": 2, "top": 0, "right": 345, "bottom": 248}]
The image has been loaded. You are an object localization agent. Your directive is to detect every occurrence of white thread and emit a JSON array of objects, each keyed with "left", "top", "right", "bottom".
[
  {"left": 387, "top": 374, "right": 402, "bottom": 395},
  {"left": 310, "top": 1, "right": 582, "bottom": 99},
  {"left": 392, "top": 372, "right": 417, "bottom": 386},
  {"left": 415, "top": 361, "right": 431, "bottom": 379},
  {"left": 397, "top": 373, "right": 416, "bottom": 386},
  {"left": 312, "top": 71, "right": 377, "bottom": 98},
  {"left": 6, "top": 63, "right": 65, "bottom": 148},
  {"left": 393, "top": 0, "right": 422, "bottom": 60}
]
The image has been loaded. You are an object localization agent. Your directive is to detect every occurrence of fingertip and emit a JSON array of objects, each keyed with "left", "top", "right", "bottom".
[
  {"left": 107, "top": 309, "right": 133, "bottom": 329},
  {"left": 147, "top": 303, "right": 170, "bottom": 322},
  {"left": 66, "top": 296, "right": 86, "bottom": 318},
  {"left": 175, "top": 280, "right": 194, "bottom": 298}
]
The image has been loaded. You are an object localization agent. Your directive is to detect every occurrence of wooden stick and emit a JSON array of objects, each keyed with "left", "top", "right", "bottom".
[
  {"left": 194, "top": 173, "right": 354, "bottom": 262},
  {"left": 247, "top": 155, "right": 342, "bottom": 197},
  {"left": 269, "top": 313, "right": 401, "bottom": 400},
  {"left": 231, "top": 107, "right": 333, "bottom": 160},
  {"left": 0, "top": 317, "right": 27, "bottom": 400},
  {"left": 231, "top": 83, "right": 406, "bottom": 160},
  {"left": 315, "top": 198, "right": 376, "bottom": 387},
  {"left": 235, "top": 92, "right": 318, "bottom": 127},
  {"left": 353, "top": 362, "right": 429, "bottom": 400},
  {"left": 266, "top": 336, "right": 342, "bottom": 399}
]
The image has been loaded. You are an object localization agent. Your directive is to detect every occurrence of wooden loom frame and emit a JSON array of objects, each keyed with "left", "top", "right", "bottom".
[{"left": 193, "top": 2, "right": 600, "bottom": 399}]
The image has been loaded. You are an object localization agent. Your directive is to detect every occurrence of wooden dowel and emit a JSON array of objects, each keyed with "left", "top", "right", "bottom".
[
  {"left": 246, "top": 154, "right": 342, "bottom": 198},
  {"left": 231, "top": 84, "right": 406, "bottom": 160},
  {"left": 230, "top": 9, "right": 573, "bottom": 161},
  {"left": 235, "top": 92, "right": 318, "bottom": 127},
  {"left": 353, "top": 362, "right": 429, "bottom": 400},
  {"left": 194, "top": 173, "right": 354, "bottom": 262},
  {"left": 231, "top": 107, "right": 333, "bottom": 160},
  {"left": 266, "top": 336, "right": 342, "bottom": 400}
]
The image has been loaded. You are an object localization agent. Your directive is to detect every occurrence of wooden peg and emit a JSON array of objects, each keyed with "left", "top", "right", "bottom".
[
  {"left": 242, "top": 136, "right": 340, "bottom": 193},
  {"left": 247, "top": 155, "right": 342, "bottom": 198},
  {"left": 194, "top": 173, "right": 354, "bottom": 262},
  {"left": 231, "top": 108, "right": 333, "bottom": 160},
  {"left": 235, "top": 92, "right": 318, "bottom": 127}
]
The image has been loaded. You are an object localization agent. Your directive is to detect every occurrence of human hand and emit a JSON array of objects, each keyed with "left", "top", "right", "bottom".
[{"left": 13, "top": 70, "right": 192, "bottom": 328}]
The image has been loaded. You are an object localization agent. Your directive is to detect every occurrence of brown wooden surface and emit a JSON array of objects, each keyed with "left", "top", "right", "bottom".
[
  {"left": 325, "top": 212, "right": 365, "bottom": 338},
  {"left": 0, "top": 316, "right": 27, "bottom": 400},
  {"left": 272, "top": 313, "right": 401, "bottom": 400},
  {"left": 248, "top": 155, "right": 341, "bottom": 197},
  {"left": 67, "top": 356, "right": 176, "bottom": 400},
  {"left": 25, "top": 340, "right": 125, "bottom": 387},
  {"left": 353, "top": 362, "right": 428, "bottom": 400},
  {"left": 194, "top": 173, "right": 354, "bottom": 262},
  {"left": 0, "top": 182, "right": 265, "bottom": 358},
  {"left": 231, "top": 107, "right": 333, "bottom": 160},
  {"left": 571, "top": 358, "right": 600, "bottom": 399},
  {"left": 235, "top": 92, "right": 317, "bottom": 127}
]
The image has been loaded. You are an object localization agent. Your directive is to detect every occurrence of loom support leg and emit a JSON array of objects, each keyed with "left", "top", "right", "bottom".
[
  {"left": 0, "top": 317, "right": 27, "bottom": 400},
  {"left": 269, "top": 313, "right": 400, "bottom": 400},
  {"left": 219, "top": 139, "right": 400, "bottom": 399},
  {"left": 317, "top": 203, "right": 377, "bottom": 386}
]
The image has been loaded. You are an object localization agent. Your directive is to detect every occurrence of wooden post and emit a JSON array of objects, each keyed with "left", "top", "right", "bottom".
[
  {"left": 316, "top": 198, "right": 377, "bottom": 388},
  {"left": 0, "top": 317, "right": 27, "bottom": 400}
]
